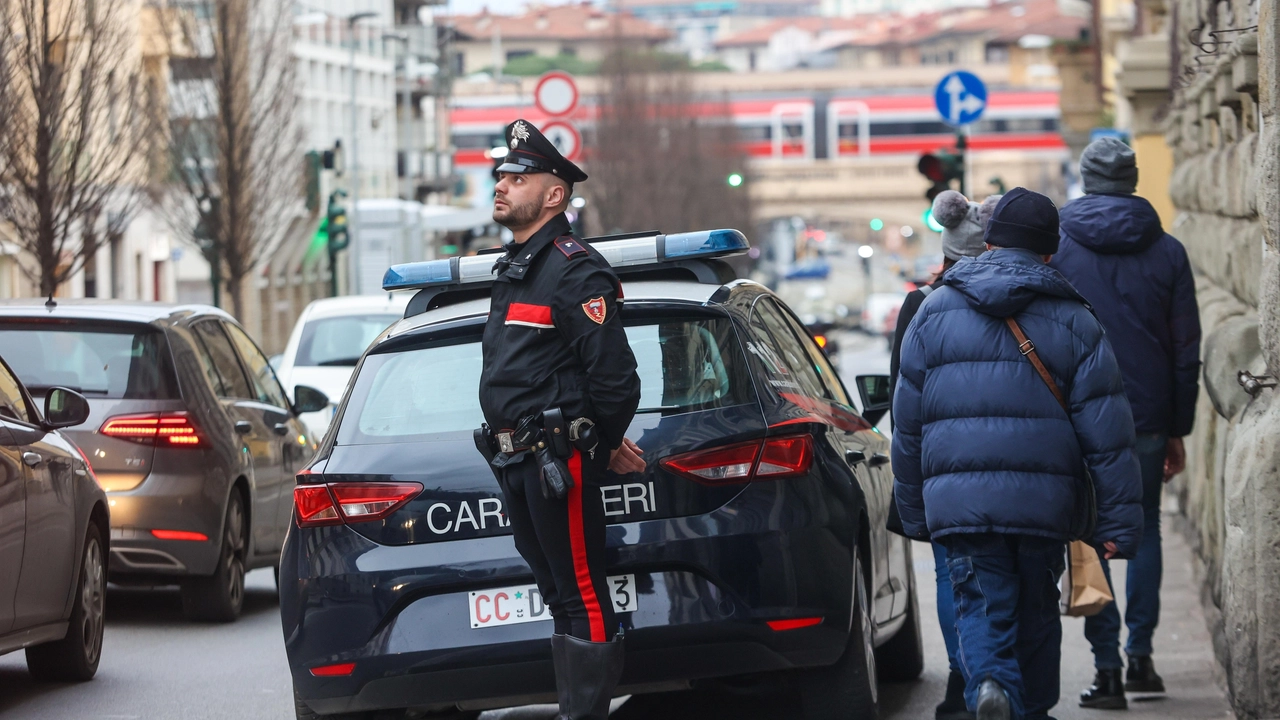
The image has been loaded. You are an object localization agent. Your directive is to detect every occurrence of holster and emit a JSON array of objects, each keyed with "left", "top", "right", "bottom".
[
  {"left": 474, "top": 425, "right": 501, "bottom": 481},
  {"left": 542, "top": 408, "right": 573, "bottom": 459}
]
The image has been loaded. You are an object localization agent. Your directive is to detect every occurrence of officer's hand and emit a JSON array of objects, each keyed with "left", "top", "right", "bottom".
[{"left": 609, "top": 438, "right": 645, "bottom": 475}]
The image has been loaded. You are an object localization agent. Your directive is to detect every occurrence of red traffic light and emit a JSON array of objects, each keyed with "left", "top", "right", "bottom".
[{"left": 918, "top": 154, "right": 946, "bottom": 183}]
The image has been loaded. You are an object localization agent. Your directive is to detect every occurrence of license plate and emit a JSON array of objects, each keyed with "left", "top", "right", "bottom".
[{"left": 468, "top": 574, "right": 638, "bottom": 629}]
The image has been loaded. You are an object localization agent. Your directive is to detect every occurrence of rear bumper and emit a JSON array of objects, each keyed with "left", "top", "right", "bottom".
[
  {"left": 104, "top": 463, "right": 226, "bottom": 578},
  {"left": 283, "top": 480, "right": 858, "bottom": 714}
]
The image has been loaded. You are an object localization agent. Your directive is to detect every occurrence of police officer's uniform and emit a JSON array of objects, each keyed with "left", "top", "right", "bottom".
[{"left": 477, "top": 120, "right": 641, "bottom": 720}]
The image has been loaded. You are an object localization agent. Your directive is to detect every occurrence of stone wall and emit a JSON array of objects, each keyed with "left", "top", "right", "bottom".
[{"left": 1163, "top": 0, "right": 1280, "bottom": 713}]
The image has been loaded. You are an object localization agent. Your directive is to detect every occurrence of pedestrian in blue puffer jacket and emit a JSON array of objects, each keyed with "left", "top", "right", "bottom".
[
  {"left": 1051, "top": 137, "right": 1201, "bottom": 709},
  {"left": 893, "top": 187, "right": 1144, "bottom": 720}
]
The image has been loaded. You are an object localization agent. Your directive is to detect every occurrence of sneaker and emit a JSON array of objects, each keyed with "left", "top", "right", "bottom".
[
  {"left": 1079, "top": 668, "right": 1128, "bottom": 710},
  {"left": 1125, "top": 655, "right": 1166, "bottom": 694}
]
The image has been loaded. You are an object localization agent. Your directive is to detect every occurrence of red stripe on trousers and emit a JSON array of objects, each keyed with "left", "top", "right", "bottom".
[
  {"left": 506, "top": 302, "right": 553, "bottom": 326},
  {"left": 567, "top": 451, "right": 606, "bottom": 642}
]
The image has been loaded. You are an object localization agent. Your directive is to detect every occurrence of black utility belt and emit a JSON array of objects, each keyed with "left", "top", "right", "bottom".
[{"left": 474, "top": 408, "right": 600, "bottom": 500}]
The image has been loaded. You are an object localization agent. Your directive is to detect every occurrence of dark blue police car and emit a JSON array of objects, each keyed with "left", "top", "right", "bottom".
[{"left": 281, "top": 230, "right": 923, "bottom": 720}]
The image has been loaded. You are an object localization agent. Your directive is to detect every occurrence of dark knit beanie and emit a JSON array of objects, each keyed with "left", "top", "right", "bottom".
[
  {"left": 1080, "top": 137, "right": 1138, "bottom": 194},
  {"left": 983, "top": 187, "right": 1060, "bottom": 255}
]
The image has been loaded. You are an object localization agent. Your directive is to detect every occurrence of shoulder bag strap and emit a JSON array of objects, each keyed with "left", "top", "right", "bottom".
[{"left": 1004, "top": 317, "right": 1068, "bottom": 413}]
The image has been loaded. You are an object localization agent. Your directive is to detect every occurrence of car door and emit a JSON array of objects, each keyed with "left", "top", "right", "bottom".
[
  {"left": 0, "top": 376, "right": 28, "bottom": 635},
  {"left": 190, "top": 320, "right": 285, "bottom": 558},
  {"left": 750, "top": 297, "right": 896, "bottom": 622},
  {"left": 0, "top": 363, "right": 77, "bottom": 629},
  {"left": 222, "top": 322, "right": 306, "bottom": 545}
]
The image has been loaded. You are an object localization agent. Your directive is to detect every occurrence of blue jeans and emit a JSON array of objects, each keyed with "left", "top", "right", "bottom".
[
  {"left": 934, "top": 541, "right": 961, "bottom": 672},
  {"left": 945, "top": 533, "right": 1066, "bottom": 720},
  {"left": 1084, "top": 433, "right": 1168, "bottom": 668}
]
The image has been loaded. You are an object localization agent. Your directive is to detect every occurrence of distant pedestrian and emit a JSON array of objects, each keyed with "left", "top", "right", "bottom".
[
  {"left": 893, "top": 187, "right": 1144, "bottom": 720},
  {"left": 889, "top": 189, "right": 1000, "bottom": 720},
  {"left": 1052, "top": 137, "right": 1202, "bottom": 709}
]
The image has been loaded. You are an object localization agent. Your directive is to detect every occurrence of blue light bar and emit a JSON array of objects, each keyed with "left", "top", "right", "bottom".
[{"left": 381, "top": 228, "right": 750, "bottom": 292}]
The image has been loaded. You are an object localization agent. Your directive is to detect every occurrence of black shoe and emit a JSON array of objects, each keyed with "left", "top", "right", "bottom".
[
  {"left": 1125, "top": 655, "right": 1166, "bottom": 693},
  {"left": 937, "top": 669, "right": 976, "bottom": 720},
  {"left": 1079, "top": 668, "right": 1128, "bottom": 709},
  {"left": 976, "top": 679, "right": 1011, "bottom": 720},
  {"left": 551, "top": 631, "right": 625, "bottom": 720}
]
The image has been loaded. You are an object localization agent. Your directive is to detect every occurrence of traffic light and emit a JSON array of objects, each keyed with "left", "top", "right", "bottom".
[
  {"left": 918, "top": 150, "right": 964, "bottom": 201},
  {"left": 727, "top": 172, "right": 744, "bottom": 188},
  {"left": 869, "top": 218, "right": 884, "bottom": 232},
  {"left": 326, "top": 191, "right": 349, "bottom": 253}
]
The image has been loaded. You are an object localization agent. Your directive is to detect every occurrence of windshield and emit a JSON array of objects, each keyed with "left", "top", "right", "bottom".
[
  {"left": 0, "top": 322, "right": 179, "bottom": 399},
  {"left": 337, "top": 315, "right": 753, "bottom": 445},
  {"left": 295, "top": 313, "right": 401, "bottom": 367}
]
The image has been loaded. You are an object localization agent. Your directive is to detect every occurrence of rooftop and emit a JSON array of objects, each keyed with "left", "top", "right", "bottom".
[{"left": 447, "top": 3, "right": 672, "bottom": 42}]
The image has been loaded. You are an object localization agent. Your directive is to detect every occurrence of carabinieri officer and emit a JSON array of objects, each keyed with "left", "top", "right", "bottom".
[{"left": 476, "top": 119, "right": 643, "bottom": 720}]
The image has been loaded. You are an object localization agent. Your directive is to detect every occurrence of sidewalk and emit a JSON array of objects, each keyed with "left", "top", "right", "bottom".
[{"left": 880, "top": 513, "right": 1234, "bottom": 719}]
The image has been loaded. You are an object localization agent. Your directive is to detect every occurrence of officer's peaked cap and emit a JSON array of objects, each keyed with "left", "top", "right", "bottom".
[{"left": 496, "top": 119, "right": 588, "bottom": 184}]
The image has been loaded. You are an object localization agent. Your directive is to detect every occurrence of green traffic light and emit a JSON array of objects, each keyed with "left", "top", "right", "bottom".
[
  {"left": 923, "top": 208, "right": 945, "bottom": 233},
  {"left": 727, "top": 173, "right": 744, "bottom": 188},
  {"left": 869, "top": 218, "right": 884, "bottom": 232}
]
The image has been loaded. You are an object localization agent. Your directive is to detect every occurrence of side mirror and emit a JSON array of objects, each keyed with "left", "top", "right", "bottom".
[
  {"left": 44, "top": 387, "right": 91, "bottom": 430},
  {"left": 855, "top": 374, "right": 892, "bottom": 427},
  {"left": 293, "top": 385, "right": 330, "bottom": 415}
]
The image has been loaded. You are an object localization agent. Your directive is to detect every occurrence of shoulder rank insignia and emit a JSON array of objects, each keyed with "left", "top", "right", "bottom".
[{"left": 555, "top": 237, "right": 588, "bottom": 258}]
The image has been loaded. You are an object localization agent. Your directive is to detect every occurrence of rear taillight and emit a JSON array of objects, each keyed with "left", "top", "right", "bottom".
[
  {"left": 293, "top": 482, "right": 423, "bottom": 528},
  {"left": 99, "top": 412, "right": 204, "bottom": 448},
  {"left": 660, "top": 435, "right": 814, "bottom": 486}
]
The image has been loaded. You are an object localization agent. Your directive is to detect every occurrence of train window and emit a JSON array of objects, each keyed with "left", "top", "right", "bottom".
[
  {"left": 737, "top": 125, "right": 772, "bottom": 142},
  {"left": 868, "top": 121, "right": 951, "bottom": 136},
  {"left": 454, "top": 134, "right": 502, "bottom": 150}
]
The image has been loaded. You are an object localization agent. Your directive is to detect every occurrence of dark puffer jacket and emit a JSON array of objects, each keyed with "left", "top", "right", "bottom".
[
  {"left": 1052, "top": 193, "right": 1201, "bottom": 437},
  {"left": 892, "top": 248, "right": 1144, "bottom": 556}
]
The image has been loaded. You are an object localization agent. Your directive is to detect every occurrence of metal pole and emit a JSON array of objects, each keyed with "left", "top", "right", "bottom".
[{"left": 347, "top": 12, "right": 376, "bottom": 294}]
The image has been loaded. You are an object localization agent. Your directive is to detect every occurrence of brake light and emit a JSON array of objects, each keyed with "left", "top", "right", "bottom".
[
  {"left": 100, "top": 413, "right": 204, "bottom": 447},
  {"left": 293, "top": 482, "right": 423, "bottom": 528},
  {"left": 660, "top": 435, "right": 814, "bottom": 486},
  {"left": 310, "top": 662, "right": 356, "bottom": 677},
  {"left": 767, "top": 617, "right": 823, "bottom": 631}
]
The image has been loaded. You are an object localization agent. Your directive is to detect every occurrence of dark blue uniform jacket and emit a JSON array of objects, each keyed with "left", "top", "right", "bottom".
[
  {"left": 892, "top": 248, "right": 1144, "bottom": 557},
  {"left": 1052, "top": 193, "right": 1201, "bottom": 437}
]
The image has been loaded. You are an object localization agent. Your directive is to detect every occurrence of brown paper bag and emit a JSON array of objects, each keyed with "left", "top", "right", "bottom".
[{"left": 1059, "top": 540, "right": 1114, "bottom": 617}]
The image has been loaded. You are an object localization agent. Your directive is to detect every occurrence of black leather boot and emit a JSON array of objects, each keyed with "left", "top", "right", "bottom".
[
  {"left": 552, "top": 631, "right": 625, "bottom": 720},
  {"left": 975, "top": 678, "right": 1010, "bottom": 720},
  {"left": 1125, "top": 655, "right": 1165, "bottom": 693},
  {"left": 937, "top": 669, "right": 976, "bottom": 720},
  {"left": 1079, "top": 668, "right": 1128, "bottom": 709}
]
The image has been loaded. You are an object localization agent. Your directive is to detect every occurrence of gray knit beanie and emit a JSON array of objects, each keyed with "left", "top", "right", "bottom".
[
  {"left": 1080, "top": 137, "right": 1138, "bottom": 194},
  {"left": 932, "top": 190, "right": 991, "bottom": 261}
]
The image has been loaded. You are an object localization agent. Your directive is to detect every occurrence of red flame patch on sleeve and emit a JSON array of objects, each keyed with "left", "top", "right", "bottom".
[{"left": 582, "top": 297, "right": 607, "bottom": 324}]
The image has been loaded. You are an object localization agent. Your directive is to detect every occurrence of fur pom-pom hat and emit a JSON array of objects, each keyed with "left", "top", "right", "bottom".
[{"left": 932, "top": 190, "right": 996, "bottom": 261}]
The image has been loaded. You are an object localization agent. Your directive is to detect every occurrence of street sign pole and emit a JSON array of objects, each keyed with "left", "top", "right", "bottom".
[{"left": 934, "top": 70, "right": 987, "bottom": 199}]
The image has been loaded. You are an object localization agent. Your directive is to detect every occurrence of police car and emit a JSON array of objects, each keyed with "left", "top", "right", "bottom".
[{"left": 281, "top": 230, "right": 923, "bottom": 720}]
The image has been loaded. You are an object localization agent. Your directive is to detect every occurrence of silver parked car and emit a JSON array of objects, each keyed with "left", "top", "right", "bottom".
[{"left": 0, "top": 300, "right": 328, "bottom": 622}]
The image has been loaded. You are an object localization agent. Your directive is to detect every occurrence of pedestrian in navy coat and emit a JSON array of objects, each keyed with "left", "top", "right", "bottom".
[
  {"left": 893, "top": 187, "right": 1143, "bottom": 720},
  {"left": 1051, "top": 137, "right": 1202, "bottom": 709}
]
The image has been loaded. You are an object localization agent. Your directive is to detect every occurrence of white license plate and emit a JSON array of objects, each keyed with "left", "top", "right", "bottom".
[{"left": 468, "top": 574, "right": 638, "bottom": 629}]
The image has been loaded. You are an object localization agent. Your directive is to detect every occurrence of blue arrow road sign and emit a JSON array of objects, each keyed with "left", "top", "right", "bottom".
[{"left": 934, "top": 71, "right": 988, "bottom": 126}]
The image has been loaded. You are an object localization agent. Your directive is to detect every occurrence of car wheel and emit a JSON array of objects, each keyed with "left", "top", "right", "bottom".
[
  {"left": 874, "top": 558, "right": 924, "bottom": 682},
  {"left": 798, "top": 548, "right": 878, "bottom": 720},
  {"left": 26, "top": 522, "right": 106, "bottom": 682},
  {"left": 182, "top": 491, "right": 246, "bottom": 622}
]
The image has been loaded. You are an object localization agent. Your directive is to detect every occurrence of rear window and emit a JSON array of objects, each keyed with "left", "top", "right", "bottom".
[
  {"left": 337, "top": 316, "right": 753, "bottom": 445},
  {"left": 0, "top": 322, "right": 179, "bottom": 399},
  {"left": 295, "top": 314, "right": 401, "bottom": 367}
]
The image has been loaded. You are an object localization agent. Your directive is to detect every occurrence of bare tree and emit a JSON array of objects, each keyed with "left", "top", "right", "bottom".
[
  {"left": 588, "top": 49, "right": 752, "bottom": 237},
  {"left": 0, "top": 0, "right": 151, "bottom": 298},
  {"left": 159, "top": 0, "right": 302, "bottom": 317}
]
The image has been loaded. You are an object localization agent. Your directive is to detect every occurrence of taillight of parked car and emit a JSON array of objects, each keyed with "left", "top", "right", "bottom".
[
  {"left": 99, "top": 412, "right": 204, "bottom": 447},
  {"left": 293, "top": 482, "right": 424, "bottom": 528},
  {"left": 660, "top": 435, "right": 814, "bottom": 486}
]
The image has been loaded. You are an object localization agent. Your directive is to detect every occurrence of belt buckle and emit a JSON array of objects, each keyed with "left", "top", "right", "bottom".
[{"left": 497, "top": 432, "right": 515, "bottom": 454}]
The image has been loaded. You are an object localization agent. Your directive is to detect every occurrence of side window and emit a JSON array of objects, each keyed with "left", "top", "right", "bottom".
[
  {"left": 0, "top": 363, "right": 31, "bottom": 424},
  {"left": 192, "top": 322, "right": 253, "bottom": 399},
  {"left": 748, "top": 298, "right": 832, "bottom": 402},
  {"left": 774, "top": 303, "right": 853, "bottom": 407},
  {"left": 224, "top": 323, "right": 290, "bottom": 409}
]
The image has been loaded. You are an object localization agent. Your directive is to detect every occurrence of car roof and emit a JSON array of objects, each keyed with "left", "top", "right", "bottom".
[
  {"left": 300, "top": 293, "right": 414, "bottom": 321},
  {"left": 384, "top": 280, "right": 746, "bottom": 340},
  {"left": 0, "top": 299, "right": 232, "bottom": 325}
]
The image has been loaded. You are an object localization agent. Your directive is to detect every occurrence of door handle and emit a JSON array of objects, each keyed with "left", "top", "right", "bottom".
[
  {"left": 22, "top": 452, "right": 42, "bottom": 468},
  {"left": 869, "top": 453, "right": 890, "bottom": 467},
  {"left": 845, "top": 450, "right": 866, "bottom": 465},
  {"left": 234, "top": 420, "right": 253, "bottom": 435},
  {"left": 272, "top": 423, "right": 289, "bottom": 437}
]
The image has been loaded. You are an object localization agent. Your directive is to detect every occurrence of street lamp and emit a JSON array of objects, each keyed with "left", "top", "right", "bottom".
[{"left": 348, "top": 10, "right": 377, "bottom": 294}]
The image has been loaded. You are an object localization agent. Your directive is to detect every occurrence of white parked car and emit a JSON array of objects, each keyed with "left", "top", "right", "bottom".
[{"left": 276, "top": 294, "right": 412, "bottom": 440}]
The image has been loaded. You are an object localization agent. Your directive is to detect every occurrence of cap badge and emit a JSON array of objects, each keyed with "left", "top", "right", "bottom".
[
  {"left": 510, "top": 121, "right": 530, "bottom": 150},
  {"left": 582, "top": 297, "right": 607, "bottom": 324}
]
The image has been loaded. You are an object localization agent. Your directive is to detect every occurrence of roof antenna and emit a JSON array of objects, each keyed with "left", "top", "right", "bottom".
[{"left": 45, "top": 294, "right": 56, "bottom": 309}]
